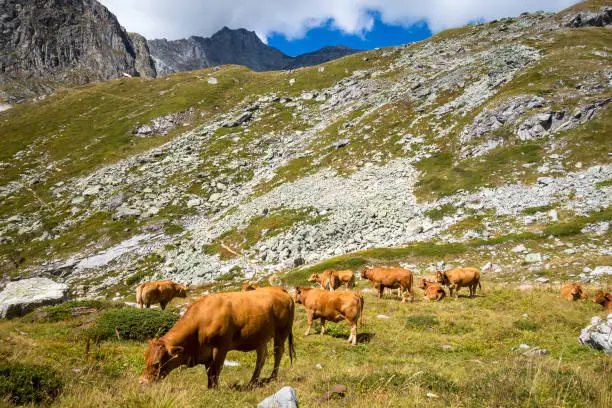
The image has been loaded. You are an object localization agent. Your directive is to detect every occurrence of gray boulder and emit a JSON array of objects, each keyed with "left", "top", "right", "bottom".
[
  {"left": 578, "top": 315, "right": 612, "bottom": 354},
  {"left": 0, "top": 278, "right": 69, "bottom": 319},
  {"left": 258, "top": 386, "right": 299, "bottom": 408}
]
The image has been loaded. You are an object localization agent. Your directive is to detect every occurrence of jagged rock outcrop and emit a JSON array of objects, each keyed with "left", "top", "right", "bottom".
[
  {"left": 0, "top": 277, "right": 69, "bottom": 319},
  {"left": 148, "top": 27, "right": 358, "bottom": 75},
  {"left": 0, "top": 0, "right": 155, "bottom": 101},
  {"left": 566, "top": 6, "right": 612, "bottom": 27},
  {"left": 578, "top": 315, "right": 612, "bottom": 354},
  {"left": 129, "top": 33, "right": 157, "bottom": 79}
]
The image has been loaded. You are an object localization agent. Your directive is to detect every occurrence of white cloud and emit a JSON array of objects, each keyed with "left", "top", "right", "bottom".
[{"left": 100, "top": 0, "right": 578, "bottom": 40}]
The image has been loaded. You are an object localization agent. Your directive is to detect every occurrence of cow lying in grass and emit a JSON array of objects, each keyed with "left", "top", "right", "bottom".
[
  {"left": 436, "top": 267, "right": 481, "bottom": 298},
  {"left": 139, "top": 287, "right": 295, "bottom": 387},
  {"left": 361, "top": 267, "right": 414, "bottom": 303},
  {"left": 592, "top": 290, "right": 612, "bottom": 312},
  {"left": 294, "top": 287, "right": 363, "bottom": 346},
  {"left": 136, "top": 280, "right": 187, "bottom": 310},
  {"left": 560, "top": 284, "right": 587, "bottom": 301},
  {"left": 418, "top": 279, "right": 446, "bottom": 301}
]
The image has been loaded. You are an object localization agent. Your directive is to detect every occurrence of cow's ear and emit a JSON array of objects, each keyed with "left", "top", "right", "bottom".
[{"left": 167, "top": 345, "right": 184, "bottom": 356}]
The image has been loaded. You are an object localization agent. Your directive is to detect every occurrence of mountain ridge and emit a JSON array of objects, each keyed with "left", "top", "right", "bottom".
[{"left": 147, "top": 26, "right": 359, "bottom": 75}]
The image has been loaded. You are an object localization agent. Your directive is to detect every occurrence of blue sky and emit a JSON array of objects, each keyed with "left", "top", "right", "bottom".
[
  {"left": 101, "top": 0, "right": 578, "bottom": 55},
  {"left": 267, "top": 13, "right": 433, "bottom": 56}
]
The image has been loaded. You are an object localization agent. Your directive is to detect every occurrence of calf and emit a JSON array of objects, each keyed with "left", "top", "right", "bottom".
[
  {"left": 308, "top": 270, "right": 341, "bottom": 292},
  {"left": 592, "top": 290, "right": 612, "bottom": 312},
  {"left": 294, "top": 287, "right": 363, "bottom": 345},
  {"left": 560, "top": 284, "right": 587, "bottom": 301},
  {"left": 360, "top": 267, "right": 414, "bottom": 303},
  {"left": 139, "top": 288, "right": 295, "bottom": 387},
  {"left": 136, "top": 280, "right": 187, "bottom": 310},
  {"left": 418, "top": 279, "right": 446, "bottom": 301},
  {"left": 436, "top": 267, "right": 481, "bottom": 298}
]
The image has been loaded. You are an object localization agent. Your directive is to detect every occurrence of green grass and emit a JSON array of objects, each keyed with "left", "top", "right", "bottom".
[
  {"left": 0, "top": 283, "right": 609, "bottom": 407},
  {"left": 24, "top": 300, "right": 117, "bottom": 323},
  {"left": 90, "top": 308, "right": 179, "bottom": 342},
  {"left": 522, "top": 203, "right": 557, "bottom": 215},
  {"left": 425, "top": 204, "right": 457, "bottom": 221}
]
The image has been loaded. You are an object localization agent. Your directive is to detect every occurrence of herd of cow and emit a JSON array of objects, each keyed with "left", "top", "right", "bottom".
[{"left": 134, "top": 266, "right": 612, "bottom": 389}]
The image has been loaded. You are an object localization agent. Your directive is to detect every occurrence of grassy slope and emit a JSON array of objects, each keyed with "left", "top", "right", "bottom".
[{"left": 0, "top": 283, "right": 610, "bottom": 407}]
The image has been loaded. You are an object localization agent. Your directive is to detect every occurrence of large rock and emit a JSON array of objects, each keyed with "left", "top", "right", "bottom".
[
  {"left": 0, "top": 278, "right": 69, "bottom": 319},
  {"left": 578, "top": 315, "right": 612, "bottom": 354},
  {"left": 258, "top": 386, "right": 298, "bottom": 408}
]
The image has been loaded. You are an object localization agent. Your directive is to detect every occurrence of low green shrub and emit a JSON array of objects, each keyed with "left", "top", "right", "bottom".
[
  {"left": 0, "top": 362, "right": 63, "bottom": 405},
  {"left": 512, "top": 319, "right": 541, "bottom": 332},
  {"left": 91, "top": 308, "right": 179, "bottom": 342}
]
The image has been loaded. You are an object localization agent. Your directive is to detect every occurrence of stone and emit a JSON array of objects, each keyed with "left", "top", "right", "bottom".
[
  {"left": 535, "top": 277, "right": 549, "bottom": 283},
  {"left": 0, "top": 278, "right": 69, "bottom": 319},
  {"left": 522, "top": 347, "right": 548, "bottom": 357},
  {"left": 207, "top": 77, "right": 218, "bottom": 85},
  {"left": 209, "top": 193, "right": 221, "bottom": 202},
  {"left": 332, "top": 139, "right": 350, "bottom": 149},
  {"left": 187, "top": 198, "right": 201, "bottom": 208},
  {"left": 590, "top": 266, "right": 612, "bottom": 277},
  {"left": 83, "top": 185, "right": 101, "bottom": 196},
  {"left": 114, "top": 206, "right": 141, "bottom": 219},
  {"left": 525, "top": 253, "right": 543, "bottom": 263},
  {"left": 578, "top": 315, "right": 612, "bottom": 354},
  {"left": 301, "top": 92, "right": 315, "bottom": 100},
  {"left": 258, "top": 386, "right": 298, "bottom": 408}
]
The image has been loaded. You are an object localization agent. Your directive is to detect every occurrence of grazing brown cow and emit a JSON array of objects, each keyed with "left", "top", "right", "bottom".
[
  {"left": 592, "top": 290, "right": 612, "bottom": 312},
  {"left": 435, "top": 267, "right": 481, "bottom": 298},
  {"left": 241, "top": 281, "right": 259, "bottom": 291},
  {"left": 360, "top": 267, "right": 414, "bottom": 303},
  {"left": 308, "top": 270, "right": 341, "bottom": 292},
  {"left": 418, "top": 279, "right": 446, "bottom": 301},
  {"left": 560, "top": 284, "right": 587, "bottom": 301},
  {"left": 136, "top": 280, "right": 187, "bottom": 310},
  {"left": 139, "top": 288, "right": 295, "bottom": 387},
  {"left": 294, "top": 287, "right": 363, "bottom": 345}
]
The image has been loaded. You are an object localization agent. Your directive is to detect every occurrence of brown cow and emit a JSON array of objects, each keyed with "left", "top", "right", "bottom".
[
  {"left": 241, "top": 281, "right": 259, "bottom": 291},
  {"left": 136, "top": 280, "right": 187, "bottom": 310},
  {"left": 327, "top": 269, "right": 356, "bottom": 290},
  {"left": 418, "top": 279, "right": 446, "bottom": 301},
  {"left": 435, "top": 267, "right": 481, "bottom": 298},
  {"left": 308, "top": 270, "right": 341, "bottom": 292},
  {"left": 294, "top": 287, "right": 363, "bottom": 346},
  {"left": 139, "top": 287, "right": 295, "bottom": 387},
  {"left": 560, "top": 284, "right": 587, "bottom": 301},
  {"left": 592, "top": 290, "right": 612, "bottom": 312},
  {"left": 360, "top": 267, "right": 414, "bottom": 303}
]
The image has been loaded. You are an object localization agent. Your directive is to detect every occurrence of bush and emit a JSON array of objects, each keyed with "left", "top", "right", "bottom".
[
  {"left": 0, "top": 362, "right": 63, "bottom": 405},
  {"left": 25, "top": 300, "right": 117, "bottom": 323},
  {"left": 91, "top": 308, "right": 179, "bottom": 342}
]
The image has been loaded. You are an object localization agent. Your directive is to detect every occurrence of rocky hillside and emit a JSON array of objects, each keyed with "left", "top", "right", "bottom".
[
  {"left": 148, "top": 27, "right": 358, "bottom": 75},
  {"left": 0, "top": 0, "right": 156, "bottom": 102},
  {"left": 0, "top": 1, "right": 610, "bottom": 298}
]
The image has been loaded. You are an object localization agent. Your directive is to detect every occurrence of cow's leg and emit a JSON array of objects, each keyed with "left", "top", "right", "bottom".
[
  {"left": 305, "top": 311, "right": 314, "bottom": 336},
  {"left": 270, "top": 335, "right": 286, "bottom": 380},
  {"left": 145, "top": 302, "right": 151, "bottom": 308},
  {"left": 249, "top": 345, "right": 268, "bottom": 386},
  {"left": 454, "top": 286, "right": 460, "bottom": 298},
  {"left": 348, "top": 321, "right": 357, "bottom": 346},
  {"left": 160, "top": 301, "right": 167, "bottom": 310},
  {"left": 448, "top": 286, "right": 454, "bottom": 298},
  {"left": 400, "top": 286, "right": 407, "bottom": 303},
  {"left": 376, "top": 284, "right": 384, "bottom": 299},
  {"left": 207, "top": 347, "right": 227, "bottom": 389},
  {"left": 320, "top": 318, "right": 326, "bottom": 335}
]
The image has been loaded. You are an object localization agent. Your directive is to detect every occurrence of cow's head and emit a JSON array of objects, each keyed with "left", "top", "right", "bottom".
[
  {"left": 241, "top": 281, "right": 257, "bottom": 291},
  {"left": 593, "top": 290, "right": 611, "bottom": 306},
  {"left": 360, "top": 268, "right": 371, "bottom": 280},
  {"left": 570, "top": 285, "right": 584, "bottom": 301},
  {"left": 294, "top": 287, "right": 306, "bottom": 304},
  {"left": 175, "top": 284, "right": 188, "bottom": 298},
  {"left": 139, "top": 338, "right": 185, "bottom": 384},
  {"left": 307, "top": 273, "right": 320, "bottom": 283},
  {"left": 435, "top": 271, "right": 449, "bottom": 285}
]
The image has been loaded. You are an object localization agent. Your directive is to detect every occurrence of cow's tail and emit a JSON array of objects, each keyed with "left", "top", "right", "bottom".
[
  {"left": 288, "top": 329, "right": 296, "bottom": 365},
  {"left": 409, "top": 272, "right": 415, "bottom": 301},
  {"left": 356, "top": 293, "right": 365, "bottom": 329}
]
